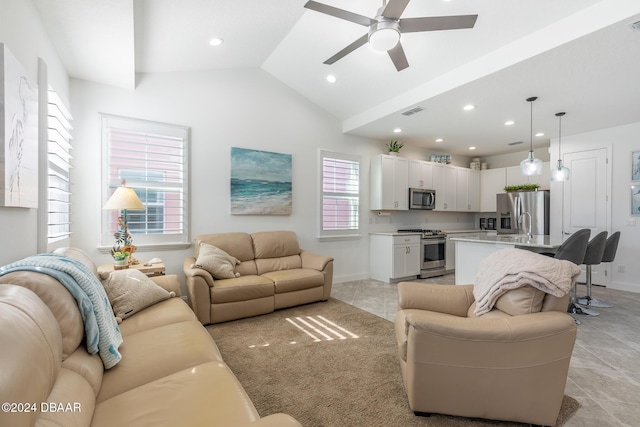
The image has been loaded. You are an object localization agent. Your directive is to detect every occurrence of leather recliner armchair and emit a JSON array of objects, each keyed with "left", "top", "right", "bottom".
[{"left": 395, "top": 282, "right": 577, "bottom": 426}]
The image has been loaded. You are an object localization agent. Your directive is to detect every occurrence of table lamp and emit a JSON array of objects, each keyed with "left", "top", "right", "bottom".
[{"left": 103, "top": 180, "right": 144, "bottom": 266}]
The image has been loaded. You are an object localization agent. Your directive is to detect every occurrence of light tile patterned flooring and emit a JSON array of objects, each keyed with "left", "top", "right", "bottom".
[{"left": 332, "top": 275, "right": 640, "bottom": 427}]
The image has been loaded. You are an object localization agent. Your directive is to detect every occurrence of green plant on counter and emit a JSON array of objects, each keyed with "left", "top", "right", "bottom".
[
  {"left": 504, "top": 184, "right": 540, "bottom": 192},
  {"left": 386, "top": 140, "right": 404, "bottom": 153}
]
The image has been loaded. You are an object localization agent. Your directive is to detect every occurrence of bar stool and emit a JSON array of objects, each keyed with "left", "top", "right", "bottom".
[
  {"left": 574, "top": 231, "right": 608, "bottom": 317},
  {"left": 551, "top": 229, "right": 591, "bottom": 324},
  {"left": 578, "top": 231, "right": 620, "bottom": 308}
]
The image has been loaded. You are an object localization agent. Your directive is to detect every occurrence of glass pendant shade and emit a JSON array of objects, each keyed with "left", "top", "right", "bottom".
[
  {"left": 550, "top": 160, "right": 570, "bottom": 181},
  {"left": 550, "top": 111, "right": 570, "bottom": 182},
  {"left": 520, "top": 151, "right": 543, "bottom": 176},
  {"left": 520, "top": 96, "right": 542, "bottom": 176}
]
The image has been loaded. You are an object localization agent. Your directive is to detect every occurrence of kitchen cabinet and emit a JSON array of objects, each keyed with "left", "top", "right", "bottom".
[
  {"left": 480, "top": 168, "right": 506, "bottom": 212},
  {"left": 370, "top": 154, "right": 409, "bottom": 210},
  {"left": 408, "top": 160, "right": 433, "bottom": 189},
  {"left": 432, "top": 163, "right": 457, "bottom": 211},
  {"left": 369, "top": 234, "right": 420, "bottom": 282},
  {"left": 455, "top": 168, "right": 480, "bottom": 211}
]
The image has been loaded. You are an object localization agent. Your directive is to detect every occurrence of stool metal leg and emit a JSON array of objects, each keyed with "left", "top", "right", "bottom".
[
  {"left": 577, "top": 265, "right": 612, "bottom": 308},
  {"left": 568, "top": 276, "right": 599, "bottom": 317}
]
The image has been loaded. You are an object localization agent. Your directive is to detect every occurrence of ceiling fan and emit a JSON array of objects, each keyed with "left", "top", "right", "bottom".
[{"left": 304, "top": 0, "right": 478, "bottom": 71}]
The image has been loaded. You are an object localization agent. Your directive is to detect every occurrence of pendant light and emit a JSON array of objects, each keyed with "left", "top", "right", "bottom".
[
  {"left": 550, "top": 112, "right": 570, "bottom": 181},
  {"left": 520, "top": 96, "right": 543, "bottom": 175}
]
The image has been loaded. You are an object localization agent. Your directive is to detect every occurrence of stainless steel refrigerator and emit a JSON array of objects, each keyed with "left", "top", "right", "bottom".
[{"left": 496, "top": 190, "right": 550, "bottom": 235}]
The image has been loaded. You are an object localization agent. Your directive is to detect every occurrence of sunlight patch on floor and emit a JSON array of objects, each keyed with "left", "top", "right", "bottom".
[{"left": 285, "top": 316, "right": 359, "bottom": 343}]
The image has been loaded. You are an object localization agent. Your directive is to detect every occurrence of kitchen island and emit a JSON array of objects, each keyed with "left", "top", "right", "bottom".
[{"left": 450, "top": 233, "right": 566, "bottom": 285}]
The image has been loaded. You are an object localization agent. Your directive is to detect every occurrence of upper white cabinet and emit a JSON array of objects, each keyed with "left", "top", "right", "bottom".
[
  {"left": 455, "top": 168, "right": 480, "bottom": 211},
  {"left": 432, "top": 163, "right": 457, "bottom": 211},
  {"left": 408, "top": 160, "right": 433, "bottom": 189},
  {"left": 480, "top": 168, "right": 506, "bottom": 212},
  {"left": 370, "top": 154, "right": 409, "bottom": 210}
]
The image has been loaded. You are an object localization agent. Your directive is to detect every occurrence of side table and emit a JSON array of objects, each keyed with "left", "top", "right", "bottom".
[{"left": 98, "top": 262, "right": 166, "bottom": 279}]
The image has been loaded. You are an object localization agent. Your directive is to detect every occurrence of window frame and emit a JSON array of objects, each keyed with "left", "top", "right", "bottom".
[
  {"left": 318, "top": 149, "right": 361, "bottom": 240},
  {"left": 100, "top": 114, "right": 190, "bottom": 251}
]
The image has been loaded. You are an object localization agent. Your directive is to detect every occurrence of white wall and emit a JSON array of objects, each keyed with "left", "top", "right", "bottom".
[
  {"left": 0, "top": 0, "right": 69, "bottom": 265},
  {"left": 549, "top": 122, "right": 640, "bottom": 293},
  {"left": 70, "top": 69, "right": 385, "bottom": 285}
]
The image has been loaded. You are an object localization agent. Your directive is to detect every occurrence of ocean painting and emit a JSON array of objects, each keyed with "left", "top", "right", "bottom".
[{"left": 230, "top": 147, "right": 292, "bottom": 215}]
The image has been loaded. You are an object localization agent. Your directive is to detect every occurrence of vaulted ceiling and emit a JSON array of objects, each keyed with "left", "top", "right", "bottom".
[{"left": 33, "top": 0, "right": 640, "bottom": 156}]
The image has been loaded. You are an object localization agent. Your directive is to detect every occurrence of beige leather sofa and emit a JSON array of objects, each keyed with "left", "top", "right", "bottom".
[
  {"left": 184, "top": 231, "right": 334, "bottom": 324},
  {"left": 0, "top": 249, "right": 301, "bottom": 427},
  {"left": 395, "top": 282, "right": 577, "bottom": 426}
]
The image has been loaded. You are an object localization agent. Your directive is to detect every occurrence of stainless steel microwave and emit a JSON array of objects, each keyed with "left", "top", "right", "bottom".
[{"left": 409, "top": 188, "right": 436, "bottom": 210}]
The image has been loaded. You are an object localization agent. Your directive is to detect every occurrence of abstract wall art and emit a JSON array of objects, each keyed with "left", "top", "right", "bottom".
[
  {"left": 230, "top": 147, "right": 292, "bottom": 215},
  {"left": 0, "top": 43, "right": 38, "bottom": 208}
]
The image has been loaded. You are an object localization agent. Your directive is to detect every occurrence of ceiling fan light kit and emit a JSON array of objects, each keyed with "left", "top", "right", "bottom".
[
  {"left": 520, "top": 96, "right": 543, "bottom": 176},
  {"left": 303, "top": 0, "right": 477, "bottom": 71},
  {"left": 368, "top": 20, "right": 401, "bottom": 52}
]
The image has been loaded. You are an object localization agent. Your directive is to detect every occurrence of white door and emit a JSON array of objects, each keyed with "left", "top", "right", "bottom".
[{"left": 562, "top": 148, "right": 610, "bottom": 286}]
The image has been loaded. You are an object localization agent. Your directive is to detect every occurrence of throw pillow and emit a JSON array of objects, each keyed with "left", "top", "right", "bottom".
[
  {"left": 102, "top": 269, "right": 175, "bottom": 323},
  {"left": 194, "top": 242, "right": 241, "bottom": 279}
]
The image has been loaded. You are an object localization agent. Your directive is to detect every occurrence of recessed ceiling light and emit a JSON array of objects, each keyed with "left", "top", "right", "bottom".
[
  {"left": 631, "top": 20, "right": 640, "bottom": 31},
  {"left": 463, "top": 104, "right": 475, "bottom": 111},
  {"left": 469, "top": 146, "right": 477, "bottom": 150},
  {"left": 393, "top": 128, "right": 402, "bottom": 133},
  {"left": 435, "top": 138, "right": 443, "bottom": 143},
  {"left": 504, "top": 120, "right": 515, "bottom": 126},
  {"left": 209, "top": 38, "right": 224, "bottom": 46},
  {"left": 535, "top": 132, "right": 544, "bottom": 137},
  {"left": 326, "top": 74, "right": 337, "bottom": 83}
]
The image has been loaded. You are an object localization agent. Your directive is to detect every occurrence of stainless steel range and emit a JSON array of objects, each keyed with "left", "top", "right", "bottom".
[{"left": 397, "top": 229, "right": 447, "bottom": 278}]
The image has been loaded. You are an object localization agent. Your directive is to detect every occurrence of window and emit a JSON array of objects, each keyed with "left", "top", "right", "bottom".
[
  {"left": 319, "top": 150, "right": 360, "bottom": 238},
  {"left": 101, "top": 114, "right": 189, "bottom": 249},
  {"left": 47, "top": 90, "right": 73, "bottom": 244}
]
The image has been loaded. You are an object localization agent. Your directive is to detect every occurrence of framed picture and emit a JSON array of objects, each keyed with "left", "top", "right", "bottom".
[
  {"left": 633, "top": 150, "right": 640, "bottom": 181},
  {"left": 632, "top": 186, "right": 640, "bottom": 216},
  {"left": 0, "top": 43, "right": 39, "bottom": 208},
  {"left": 230, "top": 147, "right": 292, "bottom": 215}
]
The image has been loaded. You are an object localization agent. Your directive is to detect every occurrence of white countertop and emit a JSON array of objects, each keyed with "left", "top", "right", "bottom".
[{"left": 449, "top": 233, "right": 565, "bottom": 249}]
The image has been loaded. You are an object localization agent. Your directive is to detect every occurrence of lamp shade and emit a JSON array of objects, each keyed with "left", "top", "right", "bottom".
[
  {"left": 520, "top": 96, "right": 542, "bottom": 176},
  {"left": 550, "top": 161, "right": 571, "bottom": 181},
  {"left": 103, "top": 184, "right": 144, "bottom": 211}
]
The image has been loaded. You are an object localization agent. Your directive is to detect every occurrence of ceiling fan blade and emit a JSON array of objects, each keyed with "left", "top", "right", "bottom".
[
  {"left": 381, "top": 0, "right": 410, "bottom": 20},
  {"left": 400, "top": 15, "right": 478, "bottom": 33},
  {"left": 323, "top": 34, "right": 369, "bottom": 65},
  {"left": 388, "top": 42, "right": 409, "bottom": 71},
  {"left": 304, "top": 1, "right": 374, "bottom": 27}
]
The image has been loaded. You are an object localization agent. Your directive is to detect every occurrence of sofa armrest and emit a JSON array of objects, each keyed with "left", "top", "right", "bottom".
[
  {"left": 238, "top": 414, "right": 302, "bottom": 427},
  {"left": 398, "top": 282, "right": 474, "bottom": 317},
  {"left": 183, "top": 258, "right": 213, "bottom": 324},
  {"left": 300, "top": 250, "right": 333, "bottom": 271},
  {"left": 150, "top": 274, "right": 181, "bottom": 297}
]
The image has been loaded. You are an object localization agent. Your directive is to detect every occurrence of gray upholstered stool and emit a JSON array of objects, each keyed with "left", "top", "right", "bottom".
[
  {"left": 551, "top": 229, "right": 591, "bottom": 324},
  {"left": 578, "top": 231, "right": 620, "bottom": 308},
  {"left": 574, "top": 231, "right": 608, "bottom": 317}
]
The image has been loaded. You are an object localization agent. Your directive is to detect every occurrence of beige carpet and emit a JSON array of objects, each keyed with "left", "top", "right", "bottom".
[{"left": 207, "top": 298, "right": 579, "bottom": 427}]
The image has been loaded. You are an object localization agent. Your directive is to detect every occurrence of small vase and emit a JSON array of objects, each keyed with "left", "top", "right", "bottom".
[
  {"left": 388, "top": 152, "right": 398, "bottom": 157},
  {"left": 113, "top": 257, "right": 129, "bottom": 269}
]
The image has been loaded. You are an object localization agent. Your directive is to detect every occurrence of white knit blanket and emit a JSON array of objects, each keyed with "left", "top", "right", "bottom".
[{"left": 473, "top": 248, "right": 581, "bottom": 316}]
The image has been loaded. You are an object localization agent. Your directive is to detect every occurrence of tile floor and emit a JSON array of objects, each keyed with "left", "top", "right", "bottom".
[{"left": 332, "top": 275, "right": 640, "bottom": 427}]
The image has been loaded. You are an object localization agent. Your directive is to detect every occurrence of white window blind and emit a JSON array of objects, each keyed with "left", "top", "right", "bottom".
[
  {"left": 320, "top": 150, "right": 360, "bottom": 237},
  {"left": 101, "top": 115, "right": 190, "bottom": 248},
  {"left": 47, "top": 90, "right": 73, "bottom": 243}
]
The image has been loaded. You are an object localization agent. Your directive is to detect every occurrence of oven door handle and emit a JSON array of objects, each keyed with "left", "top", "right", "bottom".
[{"left": 422, "top": 238, "right": 446, "bottom": 245}]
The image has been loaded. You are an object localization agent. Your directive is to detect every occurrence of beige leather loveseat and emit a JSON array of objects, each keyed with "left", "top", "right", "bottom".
[
  {"left": 183, "top": 231, "right": 334, "bottom": 324},
  {"left": 395, "top": 282, "right": 577, "bottom": 426},
  {"left": 0, "top": 249, "right": 301, "bottom": 427}
]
